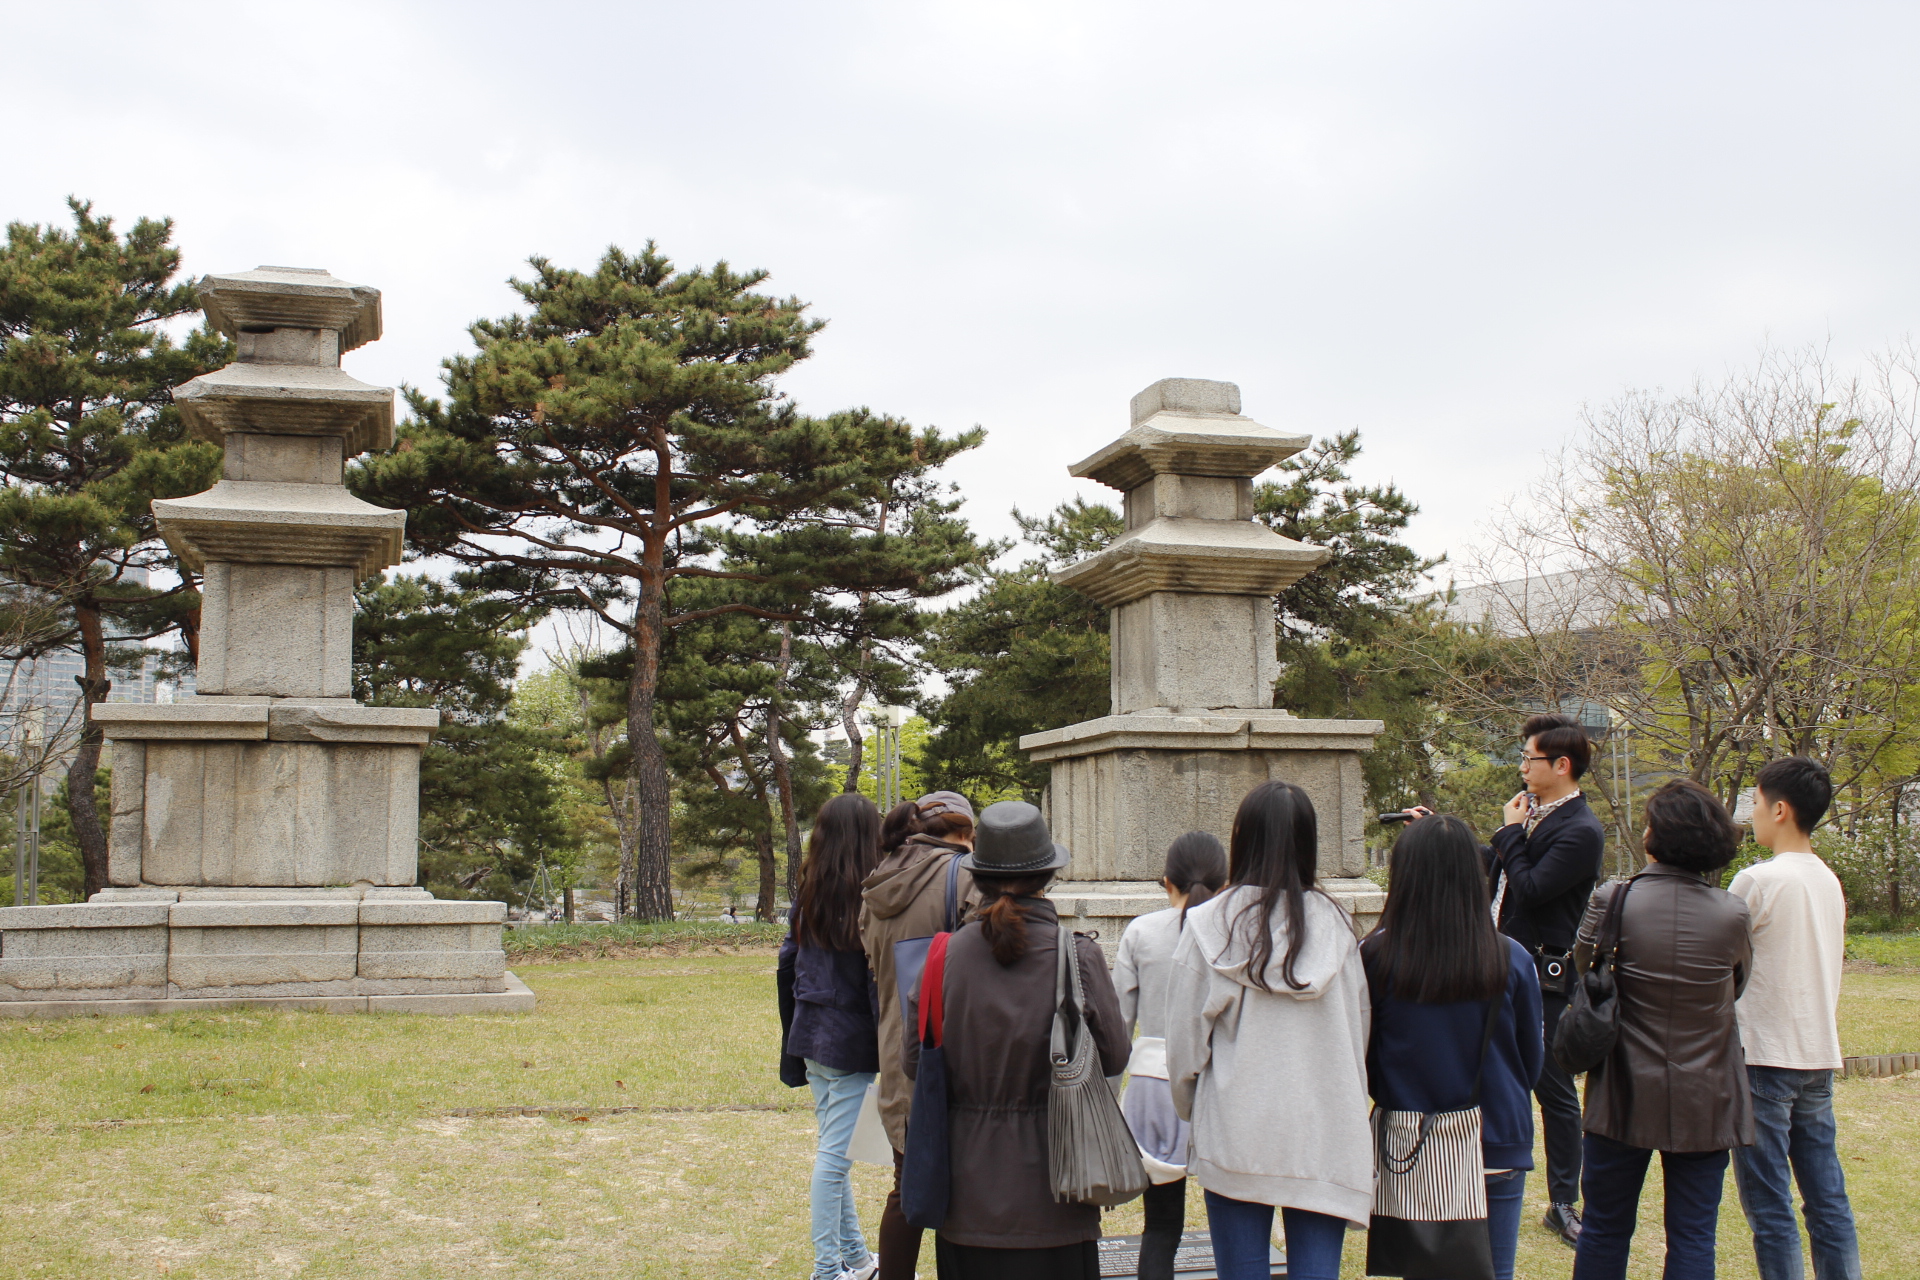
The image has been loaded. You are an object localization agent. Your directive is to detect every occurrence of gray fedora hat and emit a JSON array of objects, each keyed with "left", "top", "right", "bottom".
[{"left": 958, "top": 801, "right": 1070, "bottom": 876}]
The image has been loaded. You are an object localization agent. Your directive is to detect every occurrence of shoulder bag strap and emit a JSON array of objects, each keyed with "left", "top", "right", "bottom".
[
  {"left": 942, "top": 855, "right": 960, "bottom": 933},
  {"left": 1597, "top": 878, "right": 1634, "bottom": 958},
  {"left": 919, "top": 932, "right": 950, "bottom": 1049},
  {"left": 1050, "top": 924, "right": 1074, "bottom": 1063},
  {"left": 1468, "top": 961, "right": 1511, "bottom": 1108}
]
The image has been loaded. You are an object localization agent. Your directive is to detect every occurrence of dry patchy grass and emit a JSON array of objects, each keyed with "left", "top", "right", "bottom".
[{"left": 0, "top": 958, "right": 1912, "bottom": 1278}]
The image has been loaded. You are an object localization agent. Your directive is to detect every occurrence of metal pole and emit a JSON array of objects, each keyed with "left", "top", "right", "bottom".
[
  {"left": 27, "top": 780, "right": 39, "bottom": 907},
  {"left": 1622, "top": 727, "right": 1634, "bottom": 872},
  {"left": 12, "top": 785, "right": 23, "bottom": 908}
]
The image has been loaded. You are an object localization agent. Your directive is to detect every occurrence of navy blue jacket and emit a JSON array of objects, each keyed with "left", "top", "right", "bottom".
[
  {"left": 1487, "top": 793, "right": 1607, "bottom": 957},
  {"left": 777, "top": 934, "right": 879, "bottom": 1085},
  {"left": 1364, "top": 936, "right": 1545, "bottom": 1171}
]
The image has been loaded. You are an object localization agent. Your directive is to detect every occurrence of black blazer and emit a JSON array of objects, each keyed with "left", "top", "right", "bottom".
[{"left": 1486, "top": 793, "right": 1607, "bottom": 958}]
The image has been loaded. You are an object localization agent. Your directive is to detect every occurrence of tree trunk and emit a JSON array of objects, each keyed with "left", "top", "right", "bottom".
[
  {"left": 839, "top": 681, "right": 867, "bottom": 793},
  {"left": 67, "top": 605, "right": 111, "bottom": 899},
  {"left": 563, "top": 885, "right": 575, "bottom": 924},
  {"left": 625, "top": 572, "right": 677, "bottom": 921},
  {"left": 769, "top": 623, "right": 803, "bottom": 903},
  {"left": 755, "top": 826, "right": 778, "bottom": 923}
]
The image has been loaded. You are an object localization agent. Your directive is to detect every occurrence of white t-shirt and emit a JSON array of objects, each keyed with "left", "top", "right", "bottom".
[{"left": 1727, "top": 851, "right": 1847, "bottom": 1070}]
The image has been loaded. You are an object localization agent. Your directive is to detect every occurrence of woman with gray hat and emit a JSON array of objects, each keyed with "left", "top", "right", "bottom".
[
  {"left": 861, "top": 791, "right": 979, "bottom": 1280},
  {"left": 905, "top": 800, "right": 1130, "bottom": 1280}
]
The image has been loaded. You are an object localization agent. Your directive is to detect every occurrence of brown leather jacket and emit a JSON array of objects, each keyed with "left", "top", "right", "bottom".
[
  {"left": 908, "top": 898, "right": 1129, "bottom": 1249},
  {"left": 1574, "top": 860, "right": 1754, "bottom": 1152}
]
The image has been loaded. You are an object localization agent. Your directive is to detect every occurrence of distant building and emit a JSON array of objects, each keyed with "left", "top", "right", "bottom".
[{"left": 1, "top": 568, "right": 194, "bottom": 756}]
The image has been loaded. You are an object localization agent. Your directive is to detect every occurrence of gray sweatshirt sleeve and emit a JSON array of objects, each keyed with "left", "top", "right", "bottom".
[
  {"left": 1165, "top": 925, "right": 1228, "bottom": 1121},
  {"left": 1114, "top": 923, "right": 1142, "bottom": 1038}
]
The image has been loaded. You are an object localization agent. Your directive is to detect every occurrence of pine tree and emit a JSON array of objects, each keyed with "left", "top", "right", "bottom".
[
  {"left": 352, "top": 244, "right": 982, "bottom": 919},
  {"left": 0, "top": 200, "right": 226, "bottom": 896},
  {"left": 352, "top": 572, "right": 570, "bottom": 902}
]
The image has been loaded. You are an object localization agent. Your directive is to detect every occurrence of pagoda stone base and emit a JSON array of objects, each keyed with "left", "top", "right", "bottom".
[
  {"left": 1053, "top": 879, "right": 1385, "bottom": 964},
  {"left": 0, "top": 890, "right": 526, "bottom": 1015},
  {"left": 1023, "top": 710, "right": 1387, "bottom": 959}
]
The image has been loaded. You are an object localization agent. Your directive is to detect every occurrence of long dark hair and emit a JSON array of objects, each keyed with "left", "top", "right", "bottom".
[
  {"left": 793, "top": 793, "right": 883, "bottom": 951},
  {"left": 1224, "top": 781, "right": 1323, "bottom": 992},
  {"left": 1165, "top": 831, "right": 1227, "bottom": 928},
  {"left": 975, "top": 872, "right": 1055, "bottom": 966},
  {"left": 1362, "top": 814, "right": 1505, "bottom": 1003}
]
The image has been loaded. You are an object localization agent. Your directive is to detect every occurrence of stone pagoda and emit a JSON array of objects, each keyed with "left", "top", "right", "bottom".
[
  {"left": 1021, "top": 378, "right": 1386, "bottom": 950},
  {"left": 0, "top": 267, "right": 530, "bottom": 1014}
]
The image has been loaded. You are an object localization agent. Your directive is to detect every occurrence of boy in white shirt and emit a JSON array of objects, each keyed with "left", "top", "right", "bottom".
[{"left": 1729, "top": 756, "right": 1861, "bottom": 1280}]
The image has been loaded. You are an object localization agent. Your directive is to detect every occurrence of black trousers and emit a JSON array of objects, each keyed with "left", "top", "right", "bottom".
[
  {"left": 1139, "top": 1178, "right": 1186, "bottom": 1280},
  {"left": 934, "top": 1237, "right": 1099, "bottom": 1280},
  {"left": 1538, "top": 992, "right": 1584, "bottom": 1205}
]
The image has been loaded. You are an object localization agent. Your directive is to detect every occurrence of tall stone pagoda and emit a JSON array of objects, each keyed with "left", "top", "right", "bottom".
[
  {"left": 1021, "top": 378, "right": 1386, "bottom": 949},
  {"left": 0, "top": 267, "right": 531, "bottom": 1014}
]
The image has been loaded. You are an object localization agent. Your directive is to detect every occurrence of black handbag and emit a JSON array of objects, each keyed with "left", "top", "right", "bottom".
[
  {"left": 900, "top": 929, "right": 953, "bottom": 1229},
  {"left": 1365, "top": 967, "right": 1507, "bottom": 1280},
  {"left": 1552, "top": 880, "right": 1633, "bottom": 1076}
]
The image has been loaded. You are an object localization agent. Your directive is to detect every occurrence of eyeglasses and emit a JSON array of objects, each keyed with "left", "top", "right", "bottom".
[{"left": 1518, "top": 754, "right": 1556, "bottom": 766}]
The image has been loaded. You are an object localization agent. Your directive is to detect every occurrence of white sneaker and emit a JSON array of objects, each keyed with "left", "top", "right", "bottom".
[{"left": 838, "top": 1259, "right": 878, "bottom": 1280}]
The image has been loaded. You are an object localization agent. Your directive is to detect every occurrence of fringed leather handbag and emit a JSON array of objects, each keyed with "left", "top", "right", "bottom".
[{"left": 1047, "top": 925, "right": 1148, "bottom": 1207}]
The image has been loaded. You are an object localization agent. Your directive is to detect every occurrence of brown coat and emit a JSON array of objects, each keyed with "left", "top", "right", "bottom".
[
  {"left": 1574, "top": 860, "right": 1754, "bottom": 1152},
  {"left": 858, "top": 835, "right": 978, "bottom": 1150},
  {"left": 909, "top": 898, "right": 1130, "bottom": 1250}
]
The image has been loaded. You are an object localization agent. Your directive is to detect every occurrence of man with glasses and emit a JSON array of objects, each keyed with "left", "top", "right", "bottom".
[{"left": 1488, "top": 712, "right": 1606, "bottom": 1248}]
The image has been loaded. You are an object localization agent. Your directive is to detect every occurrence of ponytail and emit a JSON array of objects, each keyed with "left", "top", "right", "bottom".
[
  {"left": 974, "top": 872, "right": 1055, "bottom": 966},
  {"left": 1163, "top": 830, "right": 1228, "bottom": 929}
]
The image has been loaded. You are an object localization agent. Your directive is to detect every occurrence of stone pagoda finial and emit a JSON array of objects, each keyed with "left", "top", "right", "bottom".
[
  {"left": 1056, "top": 377, "right": 1329, "bottom": 715},
  {"left": 154, "top": 267, "right": 406, "bottom": 700}
]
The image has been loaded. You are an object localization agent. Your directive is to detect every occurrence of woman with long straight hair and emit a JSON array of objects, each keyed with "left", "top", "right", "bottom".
[
  {"left": 1363, "top": 813, "right": 1544, "bottom": 1280},
  {"left": 1163, "top": 782, "right": 1373, "bottom": 1280},
  {"left": 1114, "top": 831, "right": 1229, "bottom": 1280},
  {"left": 779, "top": 792, "right": 887, "bottom": 1280}
]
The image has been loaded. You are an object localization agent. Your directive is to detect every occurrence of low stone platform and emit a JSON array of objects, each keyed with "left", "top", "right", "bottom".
[
  {"left": 0, "top": 971, "right": 534, "bottom": 1018},
  {"left": 0, "top": 889, "right": 519, "bottom": 1010}
]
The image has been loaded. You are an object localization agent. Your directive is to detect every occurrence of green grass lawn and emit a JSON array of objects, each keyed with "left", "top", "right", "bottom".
[{"left": 0, "top": 950, "right": 1912, "bottom": 1278}]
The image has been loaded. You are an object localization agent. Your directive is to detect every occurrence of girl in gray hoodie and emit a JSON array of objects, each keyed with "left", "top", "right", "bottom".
[
  {"left": 1114, "top": 831, "right": 1228, "bottom": 1280},
  {"left": 1163, "top": 782, "right": 1373, "bottom": 1280}
]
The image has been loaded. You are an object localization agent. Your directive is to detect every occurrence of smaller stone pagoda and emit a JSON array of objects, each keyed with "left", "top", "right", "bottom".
[
  {"left": 1022, "top": 378, "right": 1386, "bottom": 949},
  {"left": 0, "top": 267, "right": 529, "bottom": 1015}
]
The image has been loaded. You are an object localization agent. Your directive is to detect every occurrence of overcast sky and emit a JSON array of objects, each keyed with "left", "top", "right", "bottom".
[{"left": 10, "top": 1, "right": 1920, "bottom": 616}]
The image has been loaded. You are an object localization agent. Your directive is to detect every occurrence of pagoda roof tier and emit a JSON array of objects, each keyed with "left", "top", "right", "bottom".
[
  {"left": 154, "top": 481, "right": 405, "bottom": 580},
  {"left": 196, "top": 267, "right": 382, "bottom": 353},
  {"left": 175, "top": 362, "right": 394, "bottom": 454},
  {"left": 1070, "top": 410, "right": 1311, "bottom": 493},
  {"left": 1053, "top": 516, "right": 1328, "bottom": 608}
]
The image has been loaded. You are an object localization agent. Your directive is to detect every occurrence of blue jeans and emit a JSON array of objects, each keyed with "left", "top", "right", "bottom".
[
  {"left": 1733, "top": 1067, "right": 1862, "bottom": 1280},
  {"left": 1405, "top": 1171, "right": 1525, "bottom": 1280},
  {"left": 1202, "top": 1190, "right": 1346, "bottom": 1280},
  {"left": 807, "top": 1060, "right": 876, "bottom": 1280},
  {"left": 1574, "top": 1132, "right": 1728, "bottom": 1280}
]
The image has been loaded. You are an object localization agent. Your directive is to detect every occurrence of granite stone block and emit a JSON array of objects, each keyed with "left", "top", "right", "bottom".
[
  {"left": 141, "top": 740, "right": 420, "bottom": 886},
  {"left": 108, "top": 740, "right": 146, "bottom": 885},
  {"left": 0, "top": 904, "right": 170, "bottom": 929},
  {"left": 358, "top": 900, "right": 504, "bottom": 927}
]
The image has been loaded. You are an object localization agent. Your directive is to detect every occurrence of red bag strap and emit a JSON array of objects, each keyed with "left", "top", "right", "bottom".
[{"left": 918, "top": 931, "right": 951, "bottom": 1049}]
